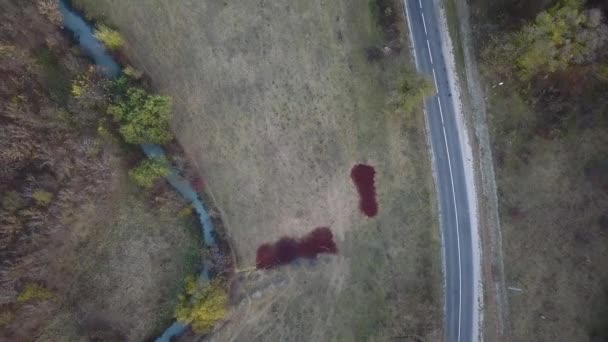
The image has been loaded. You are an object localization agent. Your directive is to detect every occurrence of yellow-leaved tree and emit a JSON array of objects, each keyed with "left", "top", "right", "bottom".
[{"left": 175, "top": 276, "right": 228, "bottom": 334}]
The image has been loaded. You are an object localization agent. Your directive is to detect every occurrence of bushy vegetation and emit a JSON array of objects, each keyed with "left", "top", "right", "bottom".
[
  {"left": 34, "top": 47, "right": 71, "bottom": 104},
  {"left": 17, "top": 283, "right": 55, "bottom": 303},
  {"left": 177, "top": 206, "right": 193, "bottom": 218},
  {"left": 0, "top": 20, "right": 115, "bottom": 334},
  {"left": 396, "top": 68, "right": 435, "bottom": 113},
  {"left": 2, "top": 191, "right": 26, "bottom": 212},
  {"left": 32, "top": 190, "right": 53, "bottom": 206},
  {"left": 123, "top": 65, "right": 143, "bottom": 80},
  {"left": 0, "top": 2, "right": 206, "bottom": 341},
  {"left": 108, "top": 86, "right": 173, "bottom": 144},
  {"left": 474, "top": 0, "right": 608, "bottom": 340},
  {"left": 175, "top": 277, "right": 228, "bottom": 334},
  {"left": 0, "top": 311, "right": 14, "bottom": 328},
  {"left": 94, "top": 24, "right": 124, "bottom": 50},
  {"left": 71, "top": 74, "right": 89, "bottom": 98},
  {"left": 484, "top": 0, "right": 608, "bottom": 80},
  {"left": 128, "top": 156, "right": 170, "bottom": 188}
]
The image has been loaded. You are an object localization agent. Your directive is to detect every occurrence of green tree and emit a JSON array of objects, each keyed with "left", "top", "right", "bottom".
[
  {"left": 108, "top": 88, "right": 173, "bottom": 144},
  {"left": 175, "top": 277, "right": 228, "bottom": 334},
  {"left": 397, "top": 69, "right": 435, "bottom": 114},
  {"left": 128, "top": 156, "right": 170, "bottom": 188},
  {"left": 94, "top": 24, "right": 124, "bottom": 51},
  {"left": 494, "top": 0, "right": 608, "bottom": 80}
]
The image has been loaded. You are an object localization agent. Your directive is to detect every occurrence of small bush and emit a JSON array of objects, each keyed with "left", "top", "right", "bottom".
[
  {"left": 34, "top": 48, "right": 70, "bottom": 104},
  {"left": 123, "top": 65, "right": 143, "bottom": 80},
  {"left": 32, "top": 190, "right": 53, "bottom": 206},
  {"left": 129, "top": 156, "right": 170, "bottom": 188},
  {"left": 0, "top": 310, "right": 14, "bottom": 327},
  {"left": 110, "top": 74, "right": 131, "bottom": 96},
  {"left": 37, "top": 0, "right": 62, "bottom": 25},
  {"left": 177, "top": 206, "right": 193, "bottom": 218},
  {"left": 599, "top": 63, "right": 608, "bottom": 81},
  {"left": 94, "top": 24, "right": 124, "bottom": 51},
  {"left": 71, "top": 75, "right": 89, "bottom": 98},
  {"left": 17, "top": 283, "right": 55, "bottom": 303},
  {"left": 175, "top": 277, "right": 228, "bottom": 334},
  {"left": 108, "top": 87, "right": 173, "bottom": 144},
  {"left": 397, "top": 69, "right": 435, "bottom": 114},
  {"left": 2, "top": 191, "right": 26, "bottom": 212}
]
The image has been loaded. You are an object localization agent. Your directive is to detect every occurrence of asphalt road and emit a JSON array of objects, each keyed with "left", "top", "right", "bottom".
[{"left": 403, "top": 0, "right": 475, "bottom": 341}]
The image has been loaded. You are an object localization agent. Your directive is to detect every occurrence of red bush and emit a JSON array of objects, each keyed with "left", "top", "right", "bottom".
[
  {"left": 256, "top": 227, "right": 337, "bottom": 269},
  {"left": 350, "top": 164, "right": 378, "bottom": 217}
]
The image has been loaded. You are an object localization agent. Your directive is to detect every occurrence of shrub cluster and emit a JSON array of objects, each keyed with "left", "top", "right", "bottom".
[
  {"left": 484, "top": 0, "right": 608, "bottom": 80},
  {"left": 17, "top": 283, "right": 54, "bottom": 303},
  {"left": 396, "top": 68, "right": 435, "bottom": 114},
  {"left": 128, "top": 156, "right": 170, "bottom": 188},
  {"left": 108, "top": 84, "right": 173, "bottom": 145},
  {"left": 175, "top": 276, "right": 228, "bottom": 334},
  {"left": 94, "top": 24, "right": 124, "bottom": 51}
]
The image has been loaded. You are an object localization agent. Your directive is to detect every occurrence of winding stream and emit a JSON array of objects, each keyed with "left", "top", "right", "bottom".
[{"left": 58, "top": 1, "right": 216, "bottom": 340}]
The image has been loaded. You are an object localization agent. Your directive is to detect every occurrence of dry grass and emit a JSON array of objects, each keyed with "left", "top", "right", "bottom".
[
  {"left": 0, "top": 2, "right": 204, "bottom": 340},
  {"left": 74, "top": 0, "right": 443, "bottom": 339},
  {"left": 37, "top": 178, "right": 202, "bottom": 341},
  {"left": 486, "top": 87, "right": 608, "bottom": 341}
]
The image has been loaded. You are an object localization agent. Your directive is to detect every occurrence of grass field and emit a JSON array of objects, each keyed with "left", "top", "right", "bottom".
[
  {"left": 73, "top": 0, "right": 443, "bottom": 339},
  {"left": 37, "top": 174, "right": 202, "bottom": 341}
]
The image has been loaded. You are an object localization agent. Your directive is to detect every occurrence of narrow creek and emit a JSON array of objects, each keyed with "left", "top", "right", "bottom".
[{"left": 58, "top": 1, "right": 217, "bottom": 340}]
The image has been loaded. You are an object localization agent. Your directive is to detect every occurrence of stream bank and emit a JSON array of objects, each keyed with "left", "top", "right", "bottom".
[{"left": 58, "top": 1, "right": 233, "bottom": 340}]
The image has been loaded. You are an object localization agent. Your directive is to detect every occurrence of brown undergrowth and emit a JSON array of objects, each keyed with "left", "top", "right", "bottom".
[{"left": 0, "top": 1, "right": 205, "bottom": 340}]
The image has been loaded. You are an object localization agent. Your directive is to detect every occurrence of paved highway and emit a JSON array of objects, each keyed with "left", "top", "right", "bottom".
[{"left": 403, "top": 0, "right": 475, "bottom": 341}]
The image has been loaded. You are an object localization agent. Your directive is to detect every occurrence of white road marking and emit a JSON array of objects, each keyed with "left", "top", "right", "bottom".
[
  {"left": 403, "top": 1, "right": 463, "bottom": 341},
  {"left": 437, "top": 97, "right": 444, "bottom": 124},
  {"left": 422, "top": 12, "right": 428, "bottom": 35},
  {"left": 437, "top": 95, "right": 463, "bottom": 342}
]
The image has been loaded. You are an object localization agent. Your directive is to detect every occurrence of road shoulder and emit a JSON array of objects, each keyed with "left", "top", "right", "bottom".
[{"left": 441, "top": 0, "right": 509, "bottom": 340}]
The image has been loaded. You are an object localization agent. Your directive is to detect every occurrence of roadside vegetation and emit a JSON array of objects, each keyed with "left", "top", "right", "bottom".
[
  {"left": 0, "top": 1, "right": 203, "bottom": 340},
  {"left": 468, "top": 0, "right": 608, "bottom": 340},
  {"left": 396, "top": 68, "right": 435, "bottom": 115}
]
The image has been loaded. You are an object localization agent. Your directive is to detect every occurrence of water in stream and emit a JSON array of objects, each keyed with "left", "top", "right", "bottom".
[{"left": 58, "top": 1, "right": 215, "bottom": 340}]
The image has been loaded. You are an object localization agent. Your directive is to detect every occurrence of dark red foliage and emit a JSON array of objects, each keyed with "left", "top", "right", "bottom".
[
  {"left": 298, "top": 227, "right": 337, "bottom": 258},
  {"left": 350, "top": 164, "right": 378, "bottom": 217},
  {"left": 274, "top": 237, "right": 300, "bottom": 264},
  {"left": 256, "top": 243, "right": 276, "bottom": 269},
  {"left": 256, "top": 227, "right": 337, "bottom": 269}
]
